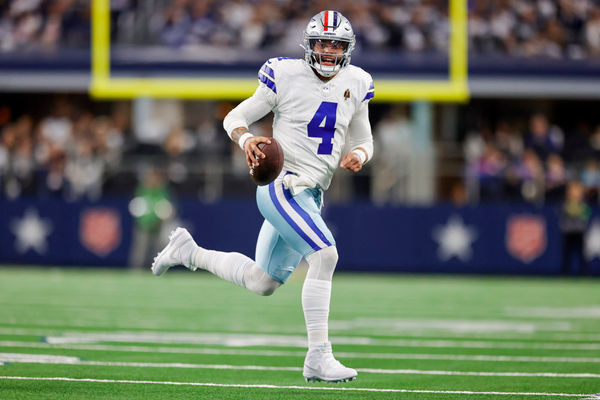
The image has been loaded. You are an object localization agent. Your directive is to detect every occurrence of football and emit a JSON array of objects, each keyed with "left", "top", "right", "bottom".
[{"left": 250, "top": 138, "right": 284, "bottom": 186}]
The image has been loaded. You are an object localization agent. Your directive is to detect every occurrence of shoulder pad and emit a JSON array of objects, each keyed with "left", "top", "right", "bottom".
[
  {"left": 344, "top": 65, "right": 374, "bottom": 102},
  {"left": 257, "top": 58, "right": 300, "bottom": 94},
  {"left": 354, "top": 68, "right": 374, "bottom": 102},
  {"left": 363, "top": 80, "right": 374, "bottom": 102},
  {"left": 258, "top": 59, "right": 278, "bottom": 94}
]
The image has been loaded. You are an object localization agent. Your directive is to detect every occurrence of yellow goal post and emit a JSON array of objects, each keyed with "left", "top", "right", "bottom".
[{"left": 90, "top": 0, "right": 468, "bottom": 102}]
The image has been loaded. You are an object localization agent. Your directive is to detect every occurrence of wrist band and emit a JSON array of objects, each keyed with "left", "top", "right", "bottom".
[
  {"left": 352, "top": 148, "right": 367, "bottom": 164},
  {"left": 238, "top": 132, "right": 253, "bottom": 151}
]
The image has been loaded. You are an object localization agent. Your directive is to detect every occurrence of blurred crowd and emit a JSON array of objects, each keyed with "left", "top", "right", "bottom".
[
  {"left": 129, "top": 0, "right": 600, "bottom": 58},
  {"left": 1, "top": 0, "right": 600, "bottom": 59},
  {"left": 2, "top": 95, "right": 599, "bottom": 208},
  {"left": 0, "top": 0, "right": 89, "bottom": 52},
  {"left": 0, "top": 97, "right": 244, "bottom": 202},
  {"left": 0, "top": 99, "right": 128, "bottom": 200},
  {"left": 464, "top": 113, "right": 600, "bottom": 204},
  {"left": 470, "top": 0, "right": 600, "bottom": 58}
]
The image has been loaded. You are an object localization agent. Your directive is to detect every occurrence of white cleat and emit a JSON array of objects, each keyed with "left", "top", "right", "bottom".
[
  {"left": 151, "top": 227, "right": 195, "bottom": 276},
  {"left": 303, "top": 342, "right": 357, "bottom": 383}
]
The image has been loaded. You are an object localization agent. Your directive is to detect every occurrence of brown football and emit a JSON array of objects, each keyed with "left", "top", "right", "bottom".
[{"left": 250, "top": 138, "right": 284, "bottom": 186}]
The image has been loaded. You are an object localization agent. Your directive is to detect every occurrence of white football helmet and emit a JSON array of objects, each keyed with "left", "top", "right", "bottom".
[{"left": 302, "top": 10, "right": 355, "bottom": 78}]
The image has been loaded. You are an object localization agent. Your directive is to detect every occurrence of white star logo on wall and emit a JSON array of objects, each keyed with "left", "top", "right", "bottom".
[
  {"left": 433, "top": 215, "right": 477, "bottom": 262},
  {"left": 585, "top": 220, "right": 600, "bottom": 261},
  {"left": 10, "top": 208, "right": 53, "bottom": 254}
]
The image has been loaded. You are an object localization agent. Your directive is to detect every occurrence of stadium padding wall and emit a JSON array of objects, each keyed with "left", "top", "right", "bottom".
[
  {"left": 1, "top": 198, "right": 598, "bottom": 275},
  {"left": 2, "top": 51, "right": 600, "bottom": 78}
]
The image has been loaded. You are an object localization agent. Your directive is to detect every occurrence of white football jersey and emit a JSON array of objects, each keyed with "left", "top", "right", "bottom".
[{"left": 256, "top": 58, "right": 374, "bottom": 190}]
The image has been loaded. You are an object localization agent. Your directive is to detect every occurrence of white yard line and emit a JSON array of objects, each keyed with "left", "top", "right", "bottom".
[
  {"left": 0, "top": 353, "right": 80, "bottom": 363},
  {"left": 0, "top": 376, "right": 592, "bottom": 397},
  {"left": 2, "top": 329, "right": 590, "bottom": 350},
  {"left": 38, "top": 332, "right": 600, "bottom": 350},
  {"left": 2, "top": 341, "right": 600, "bottom": 363},
  {"left": 1, "top": 353, "right": 598, "bottom": 379},
  {"left": 359, "top": 368, "right": 600, "bottom": 378},
  {"left": 505, "top": 306, "right": 600, "bottom": 319},
  {"left": 3, "top": 331, "right": 600, "bottom": 351},
  {"left": 335, "top": 331, "right": 600, "bottom": 341},
  {"left": 329, "top": 318, "right": 571, "bottom": 333},
  {"left": 545, "top": 333, "right": 600, "bottom": 341},
  {"left": 3, "top": 326, "right": 600, "bottom": 343}
]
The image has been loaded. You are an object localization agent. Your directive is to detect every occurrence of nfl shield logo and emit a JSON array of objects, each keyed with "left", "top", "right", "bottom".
[
  {"left": 506, "top": 215, "right": 547, "bottom": 263},
  {"left": 80, "top": 208, "right": 121, "bottom": 256}
]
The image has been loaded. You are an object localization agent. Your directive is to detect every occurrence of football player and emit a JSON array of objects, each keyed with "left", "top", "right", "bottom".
[{"left": 152, "top": 10, "right": 374, "bottom": 383}]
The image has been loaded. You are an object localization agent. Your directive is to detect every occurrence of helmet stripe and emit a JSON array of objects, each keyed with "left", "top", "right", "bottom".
[
  {"left": 323, "top": 10, "right": 329, "bottom": 31},
  {"left": 333, "top": 11, "right": 337, "bottom": 27}
]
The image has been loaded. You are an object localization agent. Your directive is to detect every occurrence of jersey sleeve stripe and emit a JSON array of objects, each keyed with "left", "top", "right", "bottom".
[
  {"left": 258, "top": 73, "right": 277, "bottom": 93},
  {"left": 261, "top": 64, "right": 275, "bottom": 80},
  {"left": 258, "top": 70, "right": 275, "bottom": 83},
  {"left": 368, "top": 82, "right": 374, "bottom": 90},
  {"left": 363, "top": 91, "right": 374, "bottom": 101}
]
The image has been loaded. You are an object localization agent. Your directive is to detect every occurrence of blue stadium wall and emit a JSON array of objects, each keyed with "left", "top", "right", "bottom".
[{"left": 1, "top": 198, "right": 598, "bottom": 275}]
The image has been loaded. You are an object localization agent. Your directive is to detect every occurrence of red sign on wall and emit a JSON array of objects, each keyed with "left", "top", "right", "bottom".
[
  {"left": 80, "top": 208, "right": 122, "bottom": 257},
  {"left": 506, "top": 215, "right": 547, "bottom": 263}
]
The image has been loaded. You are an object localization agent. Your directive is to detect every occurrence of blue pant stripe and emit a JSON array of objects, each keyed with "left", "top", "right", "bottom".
[
  {"left": 282, "top": 185, "right": 331, "bottom": 247},
  {"left": 268, "top": 181, "right": 321, "bottom": 251}
]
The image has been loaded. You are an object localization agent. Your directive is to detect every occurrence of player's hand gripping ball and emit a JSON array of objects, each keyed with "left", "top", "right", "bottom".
[{"left": 250, "top": 138, "right": 284, "bottom": 186}]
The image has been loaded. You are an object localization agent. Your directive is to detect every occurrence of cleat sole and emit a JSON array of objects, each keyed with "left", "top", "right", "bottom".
[{"left": 304, "top": 376, "right": 356, "bottom": 384}]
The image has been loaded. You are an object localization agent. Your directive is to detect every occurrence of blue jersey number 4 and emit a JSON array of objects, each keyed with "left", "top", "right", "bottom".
[{"left": 307, "top": 101, "right": 337, "bottom": 155}]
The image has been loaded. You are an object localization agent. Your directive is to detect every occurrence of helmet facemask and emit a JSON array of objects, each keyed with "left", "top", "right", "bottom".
[{"left": 306, "top": 38, "right": 352, "bottom": 77}]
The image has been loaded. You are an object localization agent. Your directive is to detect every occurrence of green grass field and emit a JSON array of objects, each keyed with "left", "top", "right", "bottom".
[{"left": 0, "top": 266, "right": 599, "bottom": 399}]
